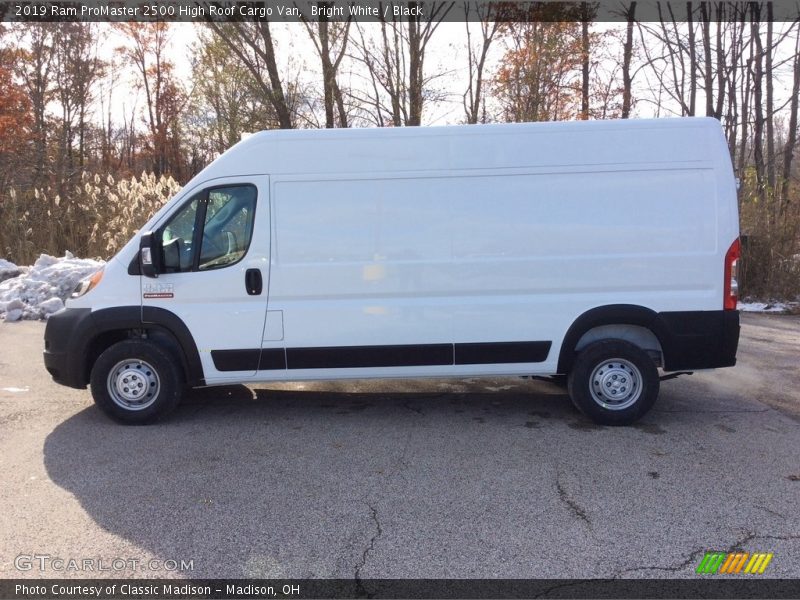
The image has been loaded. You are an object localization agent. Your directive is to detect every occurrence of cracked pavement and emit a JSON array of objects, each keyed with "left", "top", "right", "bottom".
[{"left": 0, "top": 313, "right": 798, "bottom": 579}]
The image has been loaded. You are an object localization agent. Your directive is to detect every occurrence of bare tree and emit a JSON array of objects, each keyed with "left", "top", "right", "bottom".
[
  {"left": 352, "top": 2, "right": 453, "bottom": 126},
  {"left": 750, "top": 5, "right": 766, "bottom": 205},
  {"left": 686, "top": 2, "right": 697, "bottom": 115},
  {"left": 636, "top": 3, "right": 699, "bottom": 117},
  {"left": 116, "top": 23, "right": 189, "bottom": 176},
  {"left": 53, "top": 23, "right": 103, "bottom": 184},
  {"left": 301, "top": 6, "right": 351, "bottom": 128},
  {"left": 765, "top": 3, "right": 776, "bottom": 197},
  {"left": 780, "top": 24, "right": 800, "bottom": 212},
  {"left": 699, "top": 2, "right": 714, "bottom": 116},
  {"left": 189, "top": 28, "right": 280, "bottom": 154},
  {"left": 15, "top": 23, "right": 56, "bottom": 182},
  {"left": 206, "top": 22, "right": 295, "bottom": 129},
  {"left": 620, "top": 2, "right": 636, "bottom": 118},
  {"left": 463, "top": 2, "right": 499, "bottom": 124},
  {"left": 580, "top": 7, "right": 590, "bottom": 119}
]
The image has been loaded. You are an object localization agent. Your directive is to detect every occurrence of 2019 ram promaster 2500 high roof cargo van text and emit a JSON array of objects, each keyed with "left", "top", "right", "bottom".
[{"left": 43, "top": 118, "right": 741, "bottom": 425}]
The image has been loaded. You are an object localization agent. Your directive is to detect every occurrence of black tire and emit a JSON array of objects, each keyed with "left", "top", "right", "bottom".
[
  {"left": 90, "top": 339, "right": 183, "bottom": 424},
  {"left": 567, "top": 340, "right": 659, "bottom": 426}
]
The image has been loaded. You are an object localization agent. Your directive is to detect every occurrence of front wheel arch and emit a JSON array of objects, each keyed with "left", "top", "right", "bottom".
[{"left": 79, "top": 306, "right": 205, "bottom": 388}]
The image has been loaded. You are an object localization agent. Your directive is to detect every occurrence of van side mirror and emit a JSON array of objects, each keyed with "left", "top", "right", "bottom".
[{"left": 139, "top": 231, "right": 161, "bottom": 278}]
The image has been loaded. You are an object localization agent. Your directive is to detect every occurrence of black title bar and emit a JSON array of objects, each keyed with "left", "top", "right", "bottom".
[
  {"left": 3, "top": 579, "right": 800, "bottom": 599},
  {"left": 3, "top": 0, "right": 800, "bottom": 23}
]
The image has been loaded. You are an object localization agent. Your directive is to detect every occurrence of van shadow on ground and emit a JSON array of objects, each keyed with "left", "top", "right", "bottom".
[{"left": 42, "top": 380, "right": 701, "bottom": 578}]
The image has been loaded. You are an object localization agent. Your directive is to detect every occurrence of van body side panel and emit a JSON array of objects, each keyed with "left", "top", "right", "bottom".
[
  {"left": 268, "top": 177, "right": 455, "bottom": 352},
  {"left": 259, "top": 157, "right": 724, "bottom": 379}
]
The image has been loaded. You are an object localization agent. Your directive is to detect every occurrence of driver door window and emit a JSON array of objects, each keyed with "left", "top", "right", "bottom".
[
  {"left": 199, "top": 186, "right": 257, "bottom": 270},
  {"left": 159, "top": 185, "right": 257, "bottom": 273}
]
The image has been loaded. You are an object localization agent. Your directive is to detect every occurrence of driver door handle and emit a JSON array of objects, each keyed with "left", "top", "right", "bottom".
[{"left": 245, "top": 269, "right": 263, "bottom": 296}]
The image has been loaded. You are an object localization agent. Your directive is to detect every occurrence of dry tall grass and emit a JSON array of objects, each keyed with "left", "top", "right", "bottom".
[
  {"left": 739, "top": 203, "right": 800, "bottom": 301},
  {"left": 0, "top": 172, "right": 181, "bottom": 264},
  {"left": 736, "top": 170, "right": 800, "bottom": 300}
]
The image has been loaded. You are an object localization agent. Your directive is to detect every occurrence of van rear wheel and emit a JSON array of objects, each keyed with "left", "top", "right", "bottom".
[
  {"left": 90, "top": 339, "right": 183, "bottom": 424},
  {"left": 567, "top": 340, "right": 659, "bottom": 426}
]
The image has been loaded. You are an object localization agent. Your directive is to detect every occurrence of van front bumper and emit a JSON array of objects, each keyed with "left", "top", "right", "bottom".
[{"left": 43, "top": 308, "right": 95, "bottom": 389}]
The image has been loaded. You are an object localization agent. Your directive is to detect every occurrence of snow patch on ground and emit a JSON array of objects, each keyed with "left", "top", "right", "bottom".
[
  {"left": 738, "top": 301, "right": 793, "bottom": 313},
  {"left": 0, "top": 253, "right": 105, "bottom": 322}
]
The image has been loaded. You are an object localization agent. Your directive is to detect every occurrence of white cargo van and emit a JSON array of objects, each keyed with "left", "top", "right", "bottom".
[{"left": 44, "top": 118, "right": 740, "bottom": 425}]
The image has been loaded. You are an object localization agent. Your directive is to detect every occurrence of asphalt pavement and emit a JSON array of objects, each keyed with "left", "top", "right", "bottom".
[{"left": 0, "top": 313, "right": 798, "bottom": 579}]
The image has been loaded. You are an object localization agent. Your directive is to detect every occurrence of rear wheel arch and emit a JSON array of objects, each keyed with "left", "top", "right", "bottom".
[
  {"left": 557, "top": 304, "right": 665, "bottom": 374},
  {"left": 575, "top": 324, "right": 663, "bottom": 366}
]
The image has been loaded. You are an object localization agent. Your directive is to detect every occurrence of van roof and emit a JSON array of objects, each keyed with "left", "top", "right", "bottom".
[
  {"left": 195, "top": 117, "right": 723, "bottom": 182},
  {"left": 246, "top": 115, "right": 718, "bottom": 140}
]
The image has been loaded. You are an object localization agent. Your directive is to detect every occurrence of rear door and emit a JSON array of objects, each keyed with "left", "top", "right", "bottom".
[{"left": 142, "top": 176, "right": 270, "bottom": 381}]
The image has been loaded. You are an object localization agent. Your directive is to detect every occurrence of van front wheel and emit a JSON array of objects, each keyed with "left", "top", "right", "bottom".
[
  {"left": 90, "top": 339, "right": 183, "bottom": 424},
  {"left": 567, "top": 340, "right": 659, "bottom": 425}
]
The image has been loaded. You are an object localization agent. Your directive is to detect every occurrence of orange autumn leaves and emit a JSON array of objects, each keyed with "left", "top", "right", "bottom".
[
  {"left": 0, "top": 61, "right": 32, "bottom": 157},
  {"left": 493, "top": 22, "right": 610, "bottom": 123}
]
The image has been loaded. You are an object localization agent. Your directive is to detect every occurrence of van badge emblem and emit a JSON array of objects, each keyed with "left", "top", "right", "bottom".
[{"left": 143, "top": 283, "right": 174, "bottom": 299}]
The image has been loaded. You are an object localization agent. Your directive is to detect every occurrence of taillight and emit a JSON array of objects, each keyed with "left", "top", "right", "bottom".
[{"left": 724, "top": 238, "right": 740, "bottom": 310}]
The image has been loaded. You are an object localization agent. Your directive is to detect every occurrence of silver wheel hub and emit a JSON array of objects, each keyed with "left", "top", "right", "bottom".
[
  {"left": 589, "top": 358, "right": 642, "bottom": 411},
  {"left": 107, "top": 359, "right": 160, "bottom": 411}
]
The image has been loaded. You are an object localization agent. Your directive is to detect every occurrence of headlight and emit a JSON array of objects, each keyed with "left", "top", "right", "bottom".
[{"left": 72, "top": 268, "right": 104, "bottom": 298}]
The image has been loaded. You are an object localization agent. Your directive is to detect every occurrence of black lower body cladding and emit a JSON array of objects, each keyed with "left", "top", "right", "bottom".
[
  {"left": 655, "top": 310, "right": 740, "bottom": 371},
  {"left": 43, "top": 308, "right": 95, "bottom": 388},
  {"left": 44, "top": 306, "right": 146, "bottom": 389},
  {"left": 45, "top": 305, "right": 739, "bottom": 391},
  {"left": 557, "top": 305, "right": 740, "bottom": 375},
  {"left": 210, "top": 341, "right": 553, "bottom": 372}
]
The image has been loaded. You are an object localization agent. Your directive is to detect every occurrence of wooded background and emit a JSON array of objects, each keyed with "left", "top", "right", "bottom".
[{"left": 1, "top": 2, "right": 799, "bottom": 299}]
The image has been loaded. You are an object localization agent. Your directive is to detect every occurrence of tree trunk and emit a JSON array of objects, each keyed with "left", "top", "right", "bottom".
[
  {"left": 318, "top": 17, "right": 335, "bottom": 128},
  {"left": 463, "top": 5, "right": 497, "bottom": 125},
  {"left": 780, "top": 25, "right": 800, "bottom": 213},
  {"left": 580, "top": 2, "right": 590, "bottom": 120},
  {"left": 714, "top": 2, "right": 726, "bottom": 119},
  {"left": 737, "top": 11, "right": 753, "bottom": 183},
  {"left": 700, "top": 2, "right": 713, "bottom": 116},
  {"left": 257, "top": 22, "right": 293, "bottom": 129},
  {"left": 209, "top": 22, "right": 294, "bottom": 129},
  {"left": 621, "top": 2, "right": 636, "bottom": 118},
  {"left": 751, "top": 6, "right": 766, "bottom": 205},
  {"left": 687, "top": 2, "right": 697, "bottom": 116},
  {"left": 407, "top": 7, "right": 423, "bottom": 126},
  {"left": 765, "top": 5, "right": 776, "bottom": 197}
]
